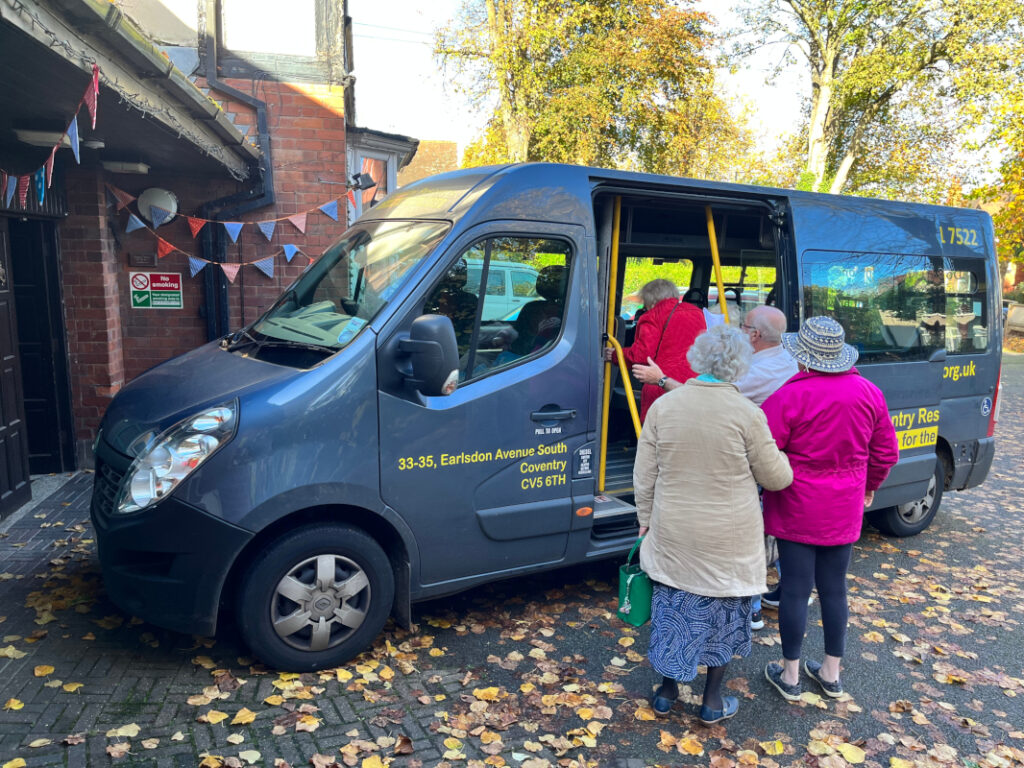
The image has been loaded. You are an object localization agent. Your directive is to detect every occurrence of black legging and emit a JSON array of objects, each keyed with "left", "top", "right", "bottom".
[{"left": 777, "top": 539, "right": 853, "bottom": 661}]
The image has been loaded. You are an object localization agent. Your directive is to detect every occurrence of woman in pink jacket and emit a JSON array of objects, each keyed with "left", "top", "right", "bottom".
[{"left": 760, "top": 316, "right": 898, "bottom": 701}]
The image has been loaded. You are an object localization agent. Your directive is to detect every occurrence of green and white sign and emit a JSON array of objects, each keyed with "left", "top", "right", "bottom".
[{"left": 130, "top": 272, "right": 182, "bottom": 310}]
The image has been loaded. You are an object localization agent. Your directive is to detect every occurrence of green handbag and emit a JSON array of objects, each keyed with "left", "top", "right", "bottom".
[{"left": 618, "top": 536, "right": 652, "bottom": 627}]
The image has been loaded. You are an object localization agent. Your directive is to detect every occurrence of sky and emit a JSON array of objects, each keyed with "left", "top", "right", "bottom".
[{"left": 346, "top": 0, "right": 805, "bottom": 158}]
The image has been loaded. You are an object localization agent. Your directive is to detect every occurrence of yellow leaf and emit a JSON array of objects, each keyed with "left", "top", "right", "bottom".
[
  {"left": 3, "top": 698, "right": 24, "bottom": 711},
  {"left": 444, "top": 737, "right": 463, "bottom": 750},
  {"left": 198, "top": 756, "right": 223, "bottom": 768},
  {"left": 862, "top": 631, "right": 885, "bottom": 643},
  {"left": 737, "top": 749, "right": 759, "bottom": 765},
  {"left": 474, "top": 687, "right": 501, "bottom": 701},
  {"left": 807, "top": 740, "right": 835, "bottom": 756},
  {"left": 200, "top": 710, "right": 229, "bottom": 724},
  {"left": 28, "top": 739, "right": 52, "bottom": 748},
  {"left": 113, "top": 724, "right": 140, "bottom": 738},
  {"left": 760, "top": 740, "right": 785, "bottom": 756},
  {"left": 519, "top": 682, "right": 535, "bottom": 693},
  {"left": 62, "top": 682, "right": 83, "bottom": 693},
  {"left": 141, "top": 739, "right": 159, "bottom": 749},
  {"left": 618, "top": 637, "right": 635, "bottom": 647},
  {"left": 379, "top": 665, "right": 394, "bottom": 681},
  {"left": 634, "top": 704, "right": 657, "bottom": 721},
  {"left": 335, "top": 668, "right": 353, "bottom": 682},
  {"left": 0, "top": 646, "right": 26, "bottom": 659},
  {"left": 891, "top": 759, "right": 915, "bottom": 768},
  {"left": 231, "top": 708, "right": 256, "bottom": 725},
  {"left": 226, "top": 734, "right": 245, "bottom": 745},
  {"left": 239, "top": 751, "right": 261, "bottom": 765},
  {"left": 33, "top": 665, "right": 55, "bottom": 677},
  {"left": 428, "top": 648, "right": 445, "bottom": 657},
  {"left": 576, "top": 707, "right": 594, "bottom": 719},
  {"left": 837, "top": 743, "right": 866, "bottom": 764},
  {"left": 679, "top": 737, "right": 705, "bottom": 756},
  {"left": 3, "top": 760, "right": 27, "bottom": 768},
  {"left": 263, "top": 695, "right": 285, "bottom": 706}
]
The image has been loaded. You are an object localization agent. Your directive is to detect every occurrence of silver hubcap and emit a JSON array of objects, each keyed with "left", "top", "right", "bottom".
[
  {"left": 271, "top": 554, "right": 370, "bottom": 652},
  {"left": 897, "top": 472, "right": 937, "bottom": 525}
]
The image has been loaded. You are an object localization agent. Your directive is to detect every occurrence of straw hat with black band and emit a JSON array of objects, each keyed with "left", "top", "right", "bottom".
[{"left": 781, "top": 316, "right": 859, "bottom": 373}]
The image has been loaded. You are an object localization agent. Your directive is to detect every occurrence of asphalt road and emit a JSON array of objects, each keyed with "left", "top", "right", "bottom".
[{"left": 0, "top": 356, "right": 1021, "bottom": 768}]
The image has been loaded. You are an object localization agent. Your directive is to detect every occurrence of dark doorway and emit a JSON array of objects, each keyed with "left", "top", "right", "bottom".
[
  {"left": 0, "top": 218, "right": 31, "bottom": 517},
  {"left": 8, "top": 217, "right": 75, "bottom": 475}
]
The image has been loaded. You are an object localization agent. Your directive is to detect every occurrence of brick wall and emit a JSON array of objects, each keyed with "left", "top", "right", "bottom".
[{"left": 58, "top": 79, "right": 349, "bottom": 460}]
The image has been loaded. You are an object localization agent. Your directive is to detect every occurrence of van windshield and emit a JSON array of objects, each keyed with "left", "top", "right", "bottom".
[{"left": 244, "top": 219, "right": 450, "bottom": 355}]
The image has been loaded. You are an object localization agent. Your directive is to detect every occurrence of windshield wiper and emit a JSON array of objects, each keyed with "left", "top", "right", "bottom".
[
  {"left": 251, "top": 339, "right": 338, "bottom": 356},
  {"left": 224, "top": 327, "right": 262, "bottom": 352}
]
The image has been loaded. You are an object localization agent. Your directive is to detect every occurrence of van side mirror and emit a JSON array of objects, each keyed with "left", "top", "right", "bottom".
[{"left": 399, "top": 314, "right": 460, "bottom": 396}]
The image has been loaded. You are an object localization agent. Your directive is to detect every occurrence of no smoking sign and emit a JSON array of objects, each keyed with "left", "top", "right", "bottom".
[{"left": 130, "top": 271, "right": 182, "bottom": 310}]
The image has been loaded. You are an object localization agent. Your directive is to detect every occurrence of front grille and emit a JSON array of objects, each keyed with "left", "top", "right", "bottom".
[{"left": 91, "top": 453, "right": 126, "bottom": 525}]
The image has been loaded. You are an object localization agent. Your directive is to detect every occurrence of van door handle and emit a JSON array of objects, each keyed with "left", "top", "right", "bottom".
[{"left": 531, "top": 409, "right": 576, "bottom": 421}]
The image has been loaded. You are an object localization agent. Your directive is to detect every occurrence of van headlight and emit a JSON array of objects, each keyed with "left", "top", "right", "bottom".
[{"left": 115, "top": 403, "right": 237, "bottom": 515}]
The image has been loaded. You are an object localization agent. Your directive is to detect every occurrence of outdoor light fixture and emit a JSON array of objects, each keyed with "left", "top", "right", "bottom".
[
  {"left": 102, "top": 161, "right": 151, "bottom": 175},
  {"left": 350, "top": 172, "right": 376, "bottom": 191},
  {"left": 14, "top": 129, "right": 71, "bottom": 148}
]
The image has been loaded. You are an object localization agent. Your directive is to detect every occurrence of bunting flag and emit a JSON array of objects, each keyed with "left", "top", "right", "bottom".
[
  {"left": 189, "top": 256, "right": 207, "bottom": 278},
  {"left": 346, "top": 189, "right": 356, "bottom": 207},
  {"left": 318, "top": 200, "right": 338, "bottom": 221},
  {"left": 222, "top": 221, "right": 244, "bottom": 243},
  {"left": 220, "top": 263, "right": 241, "bottom": 283},
  {"left": 34, "top": 168, "right": 46, "bottom": 205},
  {"left": 17, "top": 175, "right": 30, "bottom": 207},
  {"left": 150, "top": 206, "right": 173, "bottom": 228},
  {"left": 287, "top": 213, "right": 307, "bottom": 234},
  {"left": 68, "top": 116, "right": 80, "bottom": 164},
  {"left": 84, "top": 64, "right": 100, "bottom": 129},
  {"left": 257, "top": 220, "right": 276, "bottom": 241},
  {"left": 156, "top": 238, "right": 176, "bottom": 259},
  {"left": 125, "top": 213, "right": 145, "bottom": 233},
  {"left": 283, "top": 244, "right": 300, "bottom": 262},
  {"left": 254, "top": 257, "right": 275, "bottom": 279},
  {"left": 187, "top": 216, "right": 206, "bottom": 238},
  {"left": 44, "top": 150, "right": 55, "bottom": 188},
  {"left": 5, "top": 176, "right": 17, "bottom": 207},
  {"left": 109, "top": 184, "right": 135, "bottom": 211}
]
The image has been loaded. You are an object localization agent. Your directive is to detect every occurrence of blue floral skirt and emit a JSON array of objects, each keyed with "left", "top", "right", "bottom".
[{"left": 648, "top": 583, "right": 753, "bottom": 682}]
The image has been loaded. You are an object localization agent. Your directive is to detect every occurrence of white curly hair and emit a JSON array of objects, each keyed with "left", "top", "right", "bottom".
[{"left": 686, "top": 325, "right": 752, "bottom": 383}]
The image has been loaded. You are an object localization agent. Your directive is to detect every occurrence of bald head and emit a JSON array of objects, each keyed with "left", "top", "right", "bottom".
[{"left": 745, "top": 305, "right": 787, "bottom": 350}]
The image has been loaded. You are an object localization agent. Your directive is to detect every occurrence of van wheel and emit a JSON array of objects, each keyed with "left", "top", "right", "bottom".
[
  {"left": 869, "top": 460, "right": 945, "bottom": 537},
  {"left": 237, "top": 524, "right": 393, "bottom": 671}
]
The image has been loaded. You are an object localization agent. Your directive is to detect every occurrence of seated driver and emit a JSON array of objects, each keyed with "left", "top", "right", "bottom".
[{"left": 425, "top": 259, "right": 478, "bottom": 354}]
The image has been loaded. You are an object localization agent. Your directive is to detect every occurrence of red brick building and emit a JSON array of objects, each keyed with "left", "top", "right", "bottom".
[{"left": 0, "top": 0, "right": 417, "bottom": 516}]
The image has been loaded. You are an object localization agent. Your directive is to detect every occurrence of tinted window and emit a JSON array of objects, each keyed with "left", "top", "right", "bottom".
[
  {"left": 801, "top": 252, "right": 945, "bottom": 363},
  {"left": 945, "top": 264, "right": 988, "bottom": 354}
]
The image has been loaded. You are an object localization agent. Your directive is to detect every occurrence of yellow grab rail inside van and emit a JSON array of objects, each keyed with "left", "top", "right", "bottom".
[
  {"left": 606, "top": 336, "right": 642, "bottom": 440},
  {"left": 705, "top": 205, "right": 730, "bottom": 325},
  {"left": 599, "top": 197, "right": 622, "bottom": 492}
]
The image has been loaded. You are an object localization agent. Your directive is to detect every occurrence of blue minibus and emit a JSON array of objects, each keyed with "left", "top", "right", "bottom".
[{"left": 91, "top": 164, "right": 1001, "bottom": 670}]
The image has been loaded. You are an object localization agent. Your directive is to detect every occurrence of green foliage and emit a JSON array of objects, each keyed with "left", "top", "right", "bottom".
[
  {"left": 733, "top": 0, "right": 1024, "bottom": 198},
  {"left": 438, "top": 0, "right": 751, "bottom": 177}
]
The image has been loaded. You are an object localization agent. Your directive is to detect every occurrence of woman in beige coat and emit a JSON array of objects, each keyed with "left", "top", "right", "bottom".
[{"left": 634, "top": 325, "right": 792, "bottom": 724}]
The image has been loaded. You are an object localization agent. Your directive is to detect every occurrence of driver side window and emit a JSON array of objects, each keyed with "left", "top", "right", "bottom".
[{"left": 424, "top": 236, "right": 572, "bottom": 383}]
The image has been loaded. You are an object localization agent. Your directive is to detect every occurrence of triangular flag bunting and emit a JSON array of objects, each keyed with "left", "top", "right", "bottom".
[
  {"left": 220, "top": 263, "right": 241, "bottom": 283},
  {"left": 68, "top": 116, "right": 80, "bottom": 164},
  {"left": 4, "top": 175, "right": 16, "bottom": 207},
  {"left": 254, "top": 257, "right": 274, "bottom": 279},
  {"left": 346, "top": 189, "right": 356, "bottom": 207},
  {"left": 156, "top": 238, "right": 175, "bottom": 259},
  {"left": 319, "top": 200, "right": 339, "bottom": 221},
  {"left": 283, "top": 244, "right": 299, "bottom": 262},
  {"left": 85, "top": 64, "right": 100, "bottom": 129},
  {"left": 257, "top": 220, "right": 276, "bottom": 241},
  {"left": 150, "top": 206, "right": 172, "bottom": 228},
  {"left": 189, "top": 256, "right": 207, "bottom": 277},
  {"left": 17, "top": 175, "right": 30, "bottom": 207},
  {"left": 222, "top": 221, "right": 244, "bottom": 243},
  {"left": 187, "top": 216, "right": 206, "bottom": 238},
  {"left": 45, "top": 149, "right": 55, "bottom": 188},
  {"left": 34, "top": 168, "right": 46, "bottom": 205},
  {"left": 288, "top": 212, "right": 307, "bottom": 233},
  {"left": 109, "top": 184, "right": 135, "bottom": 211},
  {"left": 125, "top": 213, "right": 145, "bottom": 233}
]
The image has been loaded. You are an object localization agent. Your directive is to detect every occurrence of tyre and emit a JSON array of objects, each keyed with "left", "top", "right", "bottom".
[
  {"left": 236, "top": 524, "right": 394, "bottom": 671},
  {"left": 869, "top": 459, "right": 945, "bottom": 537}
]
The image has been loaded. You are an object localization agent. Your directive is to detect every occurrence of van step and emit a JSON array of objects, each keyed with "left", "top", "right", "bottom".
[{"left": 593, "top": 494, "right": 637, "bottom": 519}]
